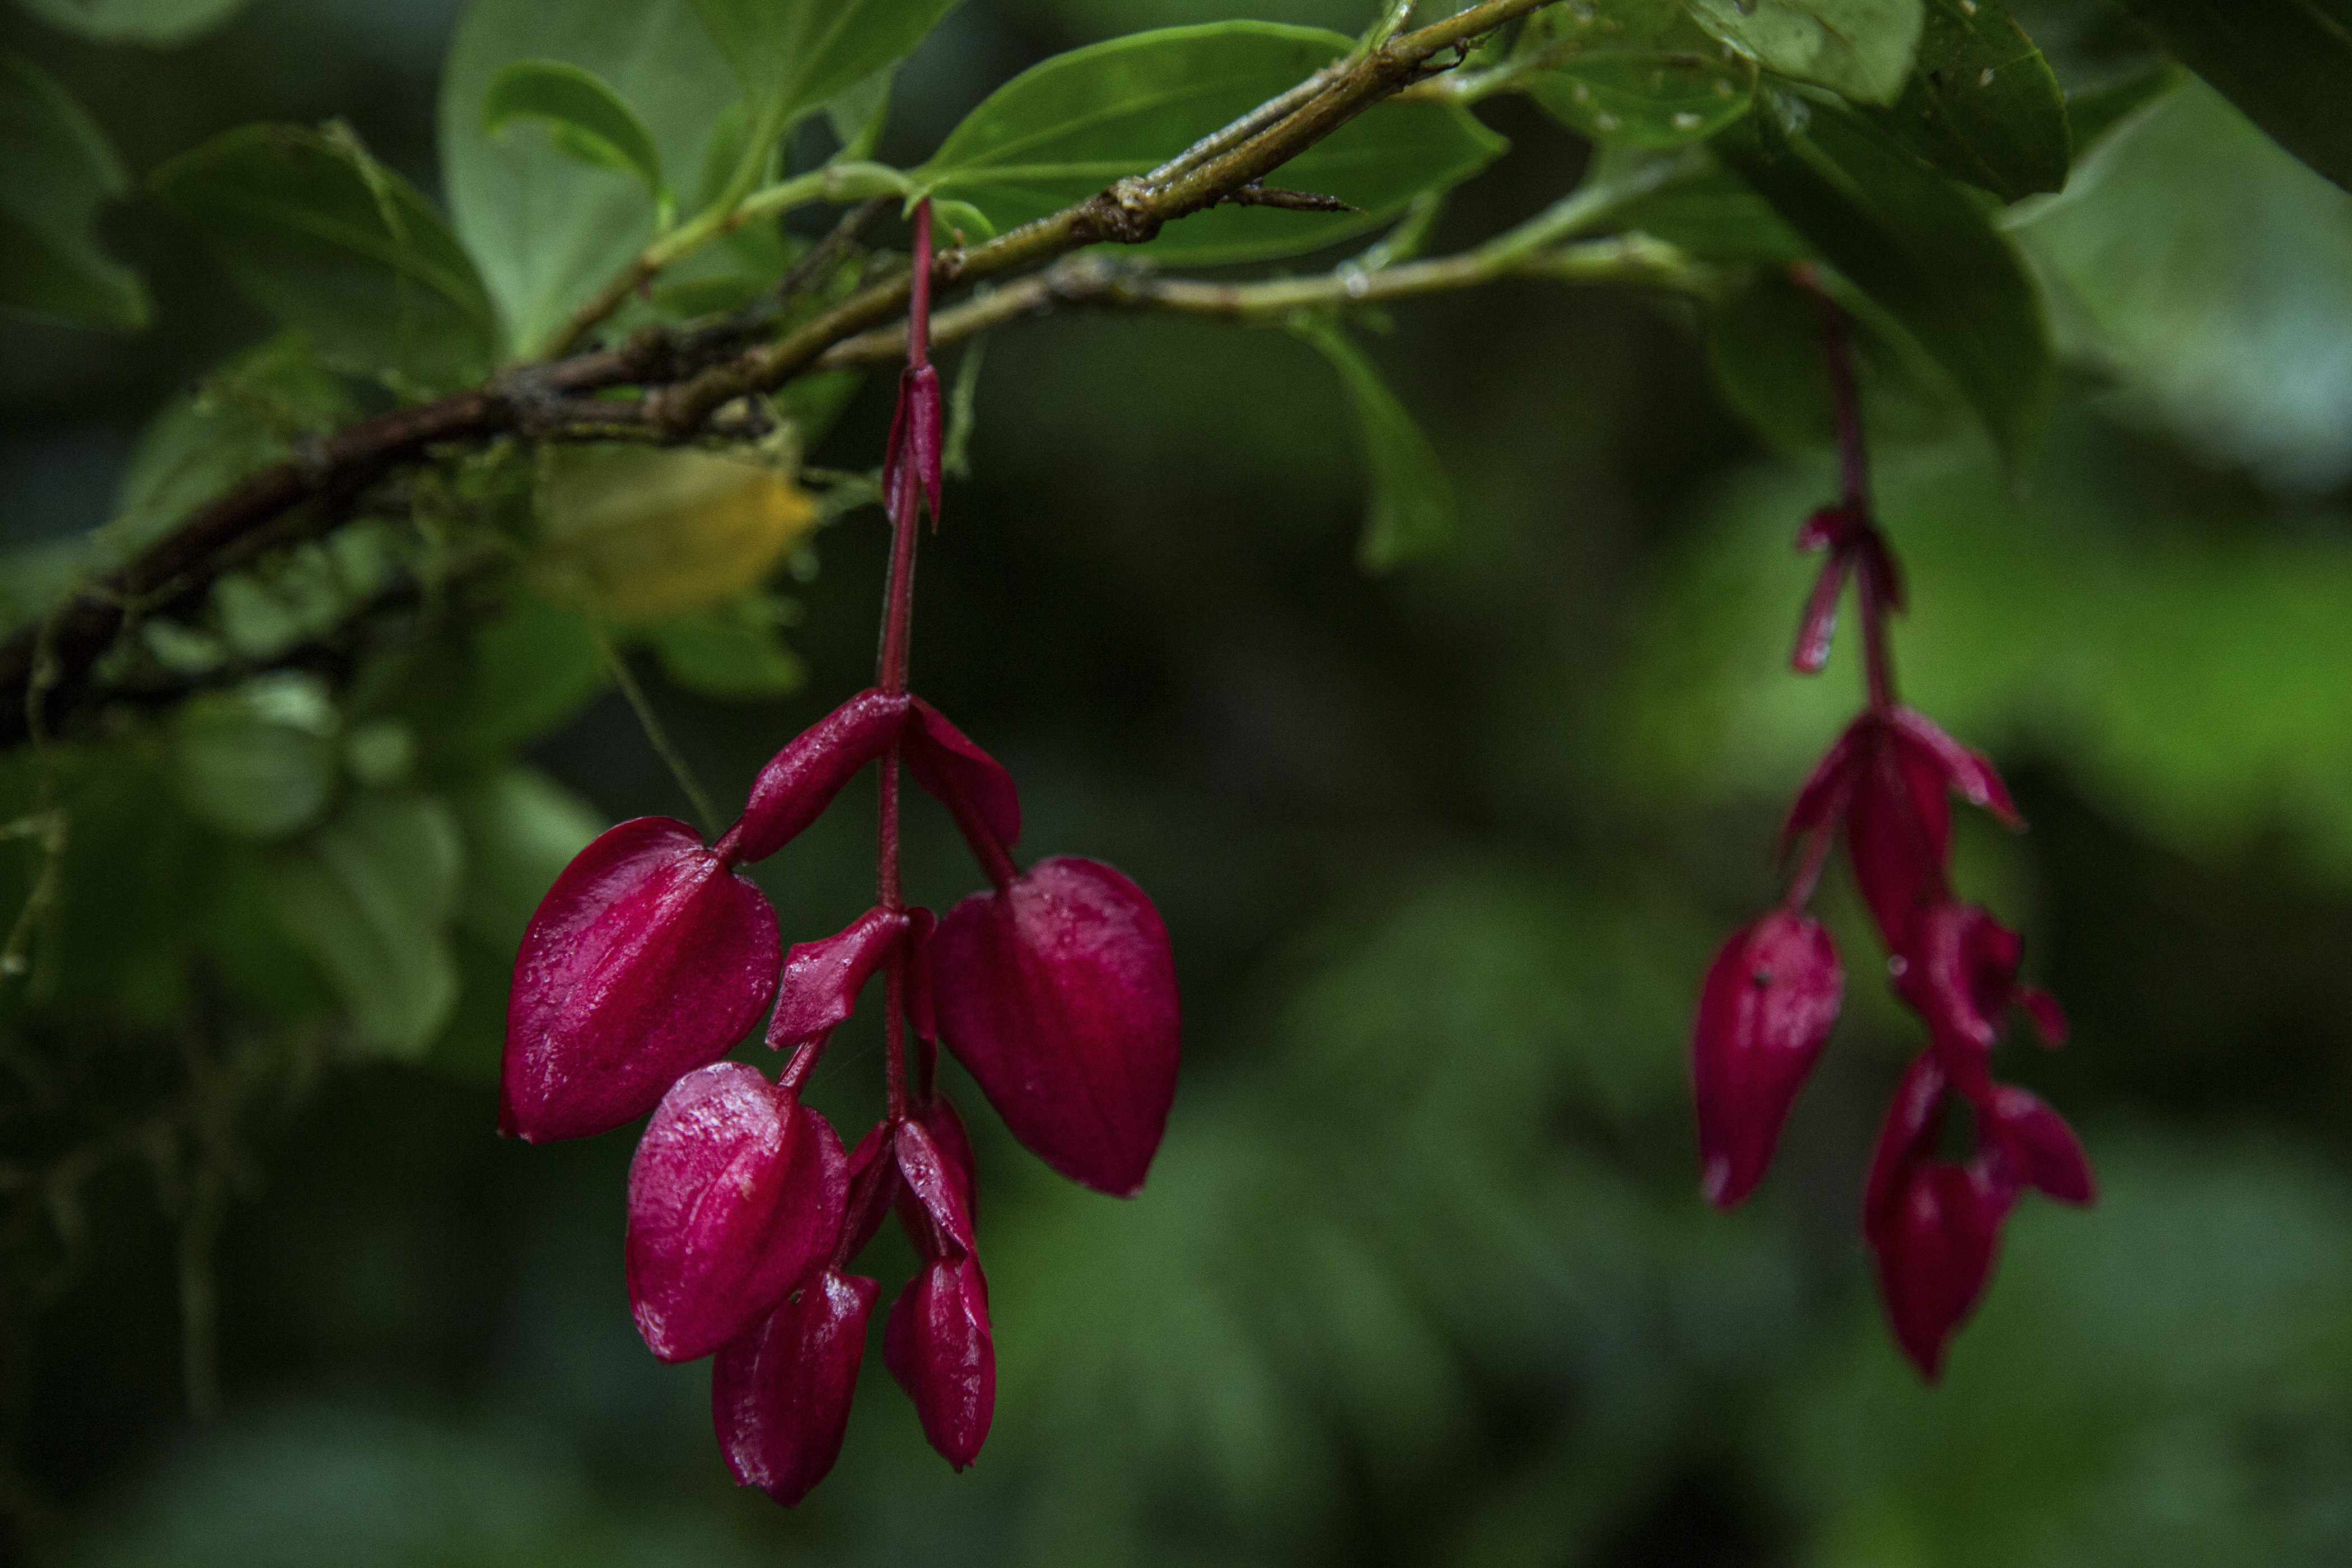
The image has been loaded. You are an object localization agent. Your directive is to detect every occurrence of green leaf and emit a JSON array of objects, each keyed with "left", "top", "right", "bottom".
[
  {"left": 645, "top": 594, "right": 807, "bottom": 699},
  {"left": 2111, "top": 0, "right": 2352, "bottom": 194},
  {"left": 1857, "top": 0, "right": 2068, "bottom": 202},
  {"left": 2062, "top": 60, "right": 2186, "bottom": 155},
  {"left": 1704, "top": 267, "right": 1962, "bottom": 451},
  {"left": 150, "top": 124, "right": 497, "bottom": 390},
  {"left": 169, "top": 671, "right": 340, "bottom": 842},
  {"left": 1684, "top": 0, "right": 1925, "bottom": 105},
  {"left": 441, "top": 0, "right": 734, "bottom": 355},
  {"left": 918, "top": 22, "right": 1508, "bottom": 266},
  {"left": 1597, "top": 148, "right": 1811, "bottom": 262},
  {"left": 481, "top": 58, "right": 668, "bottom": 216},
  {"left": 450, "top": 767, "right": 602, "bottom": 949},
  {"left": 12, "top": 0, "right": 253, "bottom": 45},
  {"left": 823, "top": 61, "right": 897, "bottom": 161},
  {"left": 436, "top": 589, "right": 607, "bottom": 762},
  {"left": 263, "top": 791, "right": 464, "bottom": 1060},
  {"left": 1716, "top": 94, "right": 2052, "bottom": 472},
  {"left": 1294, "top": 322, "right": 1454, "bottom": 571},
  {"left": 1522, "top": 0, "right": 1756, "bottom": 150},
  {"left": 687, "top": 0, "right": 959, "bottom": 141},
  {"left": 0, "top": 53, "right": 148, "bottom": 330}
]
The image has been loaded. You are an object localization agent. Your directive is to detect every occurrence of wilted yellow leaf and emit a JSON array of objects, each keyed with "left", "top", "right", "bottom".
[{"left": 533, "top": 447, "right": 816, "bottom": 622}]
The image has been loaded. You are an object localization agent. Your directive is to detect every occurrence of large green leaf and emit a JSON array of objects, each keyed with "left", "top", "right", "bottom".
[
  {"left": 264, "top": 791, "right": 464, "bottom": 1060},
  {"left": 481, "top": 58, "right": 668, "bottom": 213},
  {"left": 1294, "top": 322, "right": 1454, "bottom": 571},
  {"left": 1718, "top": 94, "right": 2052, "bottom": 472},
  {"left": 2112, "top": 0, "right": 2352, "bottom": 194},
  {"left": 1597, "top": 147, "right": 1811, "bottom": 262},
  {"left": 1704, "top": 266, "right": 1963, "bottom": 451},
  {"left": 1684, "top": 0, "right": 1924, "bottom": 105},
  {"left": 13, "top": 0, "right": 252, "bottom": 45},
  {"left": 440, "top": 0, "right": 733, "bottom": 355},
  {"left": 1859, "top": 0, "right": 2068, "bottom": 202},
  {"left": 170, "top": 673, "right": 342, "bottom": 842},
  {"left": 451, "top": 767, "right": 601, "bottom": 949},
  {"left": 0, "top": 53, "right": 148, "bottom": 330},
  {"left": 150, "top": 124, "right": 497, "bottom": 390},
  {"left": 918, "top": 22, "right": 1508, "bottom": 265},
  {"left": 1523, "top": 0, "right": 1756, "bottom": 150},
  {"left": 688, "top": 0, "right": 959, "bottom": 141}
]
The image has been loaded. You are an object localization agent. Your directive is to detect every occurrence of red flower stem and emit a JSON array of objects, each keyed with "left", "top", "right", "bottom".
[
  {"left": 884, "top": 953, "right": 908, "bottom": 1121},
  {"left": 907, "top": 198, "right": 932, "bottom": 373},
  {"left": 1858, "top": 559, "right": 1897, "bottom": 713},
  {"left": 1797, "top": 269, "right": 1898, "bottom": 711},
  {"left": 779, "top": 1037, "right": 822, "bottom": 1094}
]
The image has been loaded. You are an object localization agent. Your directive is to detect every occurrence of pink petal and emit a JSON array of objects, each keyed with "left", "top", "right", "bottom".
[
  {"left": 1982, "top": 1084, "right": 2096, "bottom": 1205},
  {"left": 712, "top": 1267, "right": 879, "bottom": 1505},
  {"left": 893, "top": 1117, "right": 975, "bottom": 1259},
  {"left": 1889, "top": 707, "right": 2020, "bottom": 828},
  {"left": 1779, "top": 721, "right": 1861, "bottom": 861},
  {"left": 884, "top": 1254, "right": 995, "bottom": 1470},
  {"left": 503, "top": 818, "right": 780, "bottom": 1143},
  {"left": 1790, "top": 553, "right": 1852, "bottom": 675},
  {"left": 1867, "top": 1157, "right": 2011, "bottom": 1381},
  {"left": 884, "top": 363, "right": 944, "bottom": 526},
  {"left": 1892, "top": 902, "right": 2018, "bottom": 1057},
  {"left": 904, "top": 699, "right": 1022, "bottom": 857},
  {"left": 917, "top": 1093, "right": 979, "bottom": 1228},
  {"left": 840, "top": 1120, "right": 900, "bottom": 1263},
  {"left": 1845, "top": 718, "right": 1952, "bottom": 953},
  {"left": 1691, "top": 911, "right": 1844, "bottom": 1208},
  {"left": 2018, "top": 986, "right": 2069, "bottom": 1046},
  {"left": 767, "top": 906, "right": 911, "bottom": 1053},
  {"left": 1792, "top": 503, "right": 1855, "bottom": 553},
  {"left": 932, "top": 856, "right": 1180, "bottom": 1197},
  {"left": 1863, "top": 1052, "right": 1949, "bottom": 1224},
  {"left": 725, "top": 690, "right": 911, "bottom": 864},
  {"left": 626, "top": 1065, "right": 848, "bottom": 1363}
]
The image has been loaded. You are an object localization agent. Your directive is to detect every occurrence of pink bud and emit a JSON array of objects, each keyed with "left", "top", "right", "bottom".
[
  {"left": 1982, "top": 1083, "right": 2096, "bottom": 1205},
  {"left": 884, "top": 1253, "right": 994, "bottom": 1469},
  {"left": 916, "top": 1093, "right": 979, "bottom": 1227},
  {"left": 1892, "top": 900, "right": 2021, "bottom": 1056},
  {"left": 1863, "top": 1054, "right": 2014, "bottom": 1380},
  {"left": 1845, "top": 719, "right": 1956, "bottom": 954},
  {"left": 503, "top": 818, "right": 780, "bottom": 1143},
  {"left": 903, "top": 699, "right": 1022, "bottom": 861},
  {"left": 2018, "top": 986, "right": 2069, "bottom": 1046},
  {"left": 767, "top": 906, "right": 911, "bottom": 1053},
  {"left": 713, "top": 1267, "right": 879, "bottom": 1505},
  {"left": 1886, "top": 707, "right": 2018, "bottom": 826},
  {"left": 626, "top": 1063, "right": 848, "bottom": 1363},
  {"left": 932, "top": 856, "right": 1180, "bottom": 1197},
  {"left": 892, "top": 1117, "right": 976, "bottom": 1259},
  {"left": 1691, "top": 911, "right": 1844, "bottom": 1208},
  {"left": 725, "top": 689, "right": 911, "bottom": 864},
  {"left": 839, "top": 1121, "right": 900, "bottom": 1263}
]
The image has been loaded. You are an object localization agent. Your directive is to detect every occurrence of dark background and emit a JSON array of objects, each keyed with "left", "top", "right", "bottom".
[{"left": 10, "top": 1, "right": 2352, "bottom": 1563}]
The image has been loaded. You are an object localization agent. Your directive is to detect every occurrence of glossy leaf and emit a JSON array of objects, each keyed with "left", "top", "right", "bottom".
[
  {"left": 1718, "top": 95, "right": 2053, "bottom": 473},
  {"left": 1686, "top": 0, "right": 1924, "bottom": 106},
  {"left": 918, "top": 22, "right": 1507, "bottom": 265},
  {"left": 150, "top": 124, "right": 497, "bottom": 389},
  {"left": 1859, "top": 0, "right": 2066, "bottom": 202},
  {"left": 1295, "top": 321, "right": 1454, "bottom": 571},
  {"left": 688, "top": 0, "right": 959, "bottom": 137},
  {"left": 263, "top": 791, "right": 464, "bottom": 1060},
  {"left": 0, "top": 53, "right": 148, "bottom": 330},
  {"left": 2113, "top": 0, "right": 2352, "bottom": 193},
  {"left": 626, "top": 1064, "right": 847, "bottom": 1362},
  {"left": 502, "top": 816, "right": 780, "bottom": 1141},
  {"left": 441, "top": 0, "right": 733, "bottom": 354},
  {"left": 13, "top": 0, "right": 250, "bottom": 44},
  {"left": 482, "top": 58, "right": 668, "bottom": 210},
  {"left": 1523, "top": 1, "right": 1755, "bottom": 149}
]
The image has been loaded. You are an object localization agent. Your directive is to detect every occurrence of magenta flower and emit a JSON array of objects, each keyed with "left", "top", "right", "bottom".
[
  {"left": 1688, "top": 281, "right": 2092, "bottom": 1380},
  {"left": 501, "top": 198, "right": 1178, "bottom": 1501}
]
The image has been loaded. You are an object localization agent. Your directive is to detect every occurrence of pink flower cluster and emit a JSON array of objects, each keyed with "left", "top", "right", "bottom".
[
  {"left": 1690, "top": 296, "right": 2093, "bottom": 1379},
  {"left": 501, "top": 202, "right": 1180, "bottom": 1500}
]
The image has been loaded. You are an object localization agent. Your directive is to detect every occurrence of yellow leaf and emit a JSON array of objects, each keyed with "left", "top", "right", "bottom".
[{"left": 533, "top": 447, "right": 816, "bottom": 622}]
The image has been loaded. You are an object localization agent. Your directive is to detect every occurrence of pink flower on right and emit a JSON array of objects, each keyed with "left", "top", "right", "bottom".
[{"left": 1690, "top": 292, "right": 2094, "bottom": 1380}]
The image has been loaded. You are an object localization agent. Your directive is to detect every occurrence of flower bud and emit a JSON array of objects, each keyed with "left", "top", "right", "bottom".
[
  {"left": 884, "top": 363, "right": 943, "bottom": 528},
  {"left": 1981, "top": 1083, "right": 2096, "bottom": 1205},
  {"left": 1691, "top": 910, "right": 1844, "bottom": 1208},
  {"left": 903, "top": 699, "right": 1022, "bottom": 861},
  {"left": 724, "top": 689, "right": 911, "bottom": 864},
  {"left": 767, "top": 906, "right": 911, "bottom": 1054},
  {"left": 1863, "top": 1054, "right": 2014, "bottom": 1380},
  {"left": 713, "top": 1267, "right": 879, "bottom": 1505},
  {"left": 932, "top": 856, "right": 1179, "bottom": 1197},
  {"left": 503, "top": 818, "right": 780, "bottom": 1143},
  {"left": 626, "top": 1064, "right": 847, "bottom": 1363},
  {"left": 884, "top": 1253, "right": 994, "bottom": 1469}
]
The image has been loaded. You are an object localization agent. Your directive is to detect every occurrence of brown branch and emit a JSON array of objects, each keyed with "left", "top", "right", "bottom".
[{"left": 1, "top": 0, "right": 1557, "bottom": 746}]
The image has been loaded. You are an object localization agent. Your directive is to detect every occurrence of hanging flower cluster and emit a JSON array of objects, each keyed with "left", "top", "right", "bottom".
[
  {"left": 1690, "top": 285, "right": 2094, "bottom": 1379},
  {"left": 502, "top": 201, "right": 1181, "bottom": 1500}
]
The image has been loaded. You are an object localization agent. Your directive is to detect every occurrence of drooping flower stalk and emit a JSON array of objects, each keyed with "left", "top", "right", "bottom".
[
  {"left": 502, "top": 197, "right": 1180, "bottom": 1501},
  {"left": 1690, "top": 273, "right": 2093, "bottom": 1380}
]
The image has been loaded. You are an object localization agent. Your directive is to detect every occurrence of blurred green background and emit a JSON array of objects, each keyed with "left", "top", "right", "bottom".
[{"left": 11, "top": 1, "right": 2352, "bottom": 1564}]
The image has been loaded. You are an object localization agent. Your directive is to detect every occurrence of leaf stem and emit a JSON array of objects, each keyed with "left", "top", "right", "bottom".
[{"left": 589, "top": 620, "right": 722, "bottom": 836}]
